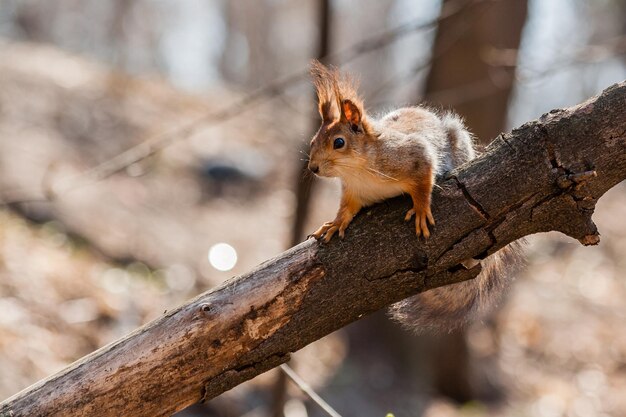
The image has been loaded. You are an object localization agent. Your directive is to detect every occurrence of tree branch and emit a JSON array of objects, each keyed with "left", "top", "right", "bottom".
[{"left": 1, "top": 81, "right": 625, "bottom": 417}]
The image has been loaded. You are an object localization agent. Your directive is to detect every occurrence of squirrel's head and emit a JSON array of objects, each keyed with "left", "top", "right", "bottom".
[{"left": 307, "top": 61, "right": 373, "bottom": 178}]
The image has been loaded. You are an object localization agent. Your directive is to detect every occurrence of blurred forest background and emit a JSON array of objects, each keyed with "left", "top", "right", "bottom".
[{"left": 0, "top": 0, "right": 626, "bottom": 416}]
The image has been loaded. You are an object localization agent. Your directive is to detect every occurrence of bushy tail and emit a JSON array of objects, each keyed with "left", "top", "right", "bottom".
[
  {"left": 440, "top": 112, "right": 476, "bottom": 170},
  {"left": 390, "top": 241, "right": 524, "bottom": 333}
]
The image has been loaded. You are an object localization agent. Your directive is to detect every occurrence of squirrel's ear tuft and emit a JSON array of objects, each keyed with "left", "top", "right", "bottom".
[
  {"left": 341, "top": 99, "right": 362, "bottom": 131},
  {"left": 310, "top": 60, "right": 339, "bottom": 122},
  {"left": 309, "top": 60, "right": 368, "bottom": 130}
]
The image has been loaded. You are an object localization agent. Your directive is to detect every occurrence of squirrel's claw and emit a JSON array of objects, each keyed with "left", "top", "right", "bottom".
[
  {"left": 323, "top": 225, "right": 339, "bottom": 243},
  {"left": 311, "top": 221, "right": 333, "bottom": 240},
  {"left": 404, "top": 208, "right": 415, "bottom": 221},
  {"left": 406, "top": 206, "right": 434, "bottom": 239},
  {"left": 311, "top": 219, "right": 350, "bottom": 243},
  {"left": 416, "top": 215, "right": 430, "bottom": 238}
]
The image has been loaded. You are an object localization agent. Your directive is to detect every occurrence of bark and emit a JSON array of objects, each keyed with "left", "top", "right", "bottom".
[{"left": 1, "top": 81, "right": 625, "bottom": 417}]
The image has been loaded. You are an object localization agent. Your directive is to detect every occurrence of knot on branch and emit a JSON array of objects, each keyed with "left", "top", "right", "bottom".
[
  {"left": 556, "top": 170, "right": 597, "bottom": 189},
  {"left": 539, "top": 136, "right": 602, "bottom": 246},
  {"left": 559, "top": 170, "right": 600, "bottom": 246},
  {"left": 535, "top": 167, "right": 601, "bottom": 246}
]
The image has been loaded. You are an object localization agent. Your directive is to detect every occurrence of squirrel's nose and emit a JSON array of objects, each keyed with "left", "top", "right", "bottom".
[{"left": 309, "top": 164, "right": 319, "bottom": 174}]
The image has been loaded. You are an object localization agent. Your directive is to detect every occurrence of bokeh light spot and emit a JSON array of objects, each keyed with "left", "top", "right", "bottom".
[{"left": 208, "top": 243, "right": 237, "bottom": 271}]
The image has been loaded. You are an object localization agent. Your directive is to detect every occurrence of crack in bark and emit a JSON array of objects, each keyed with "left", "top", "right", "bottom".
[
  {"left": 423, "top": 263, "right": 482, "bottom": 290},
  {"left": 451, "top": 175, "right": 490, "bottom": 219},
  {"left": 482, "top": 223, "right": 505, "bottom": 258},
  {"left": 498, "top": 133, "right": 515, "bottom": 151},
  {"left": 367, "top": 251, "right": 429, "bottom": 282},
  {"left": 449, "top": 175, "right": 502, "bottom": 257},
  {"left": 369, "top": 266, "right": 424, "bottom": 282},
  {"left": 433, "top": 183, "right": 523, "bottom": 266},
  {"left": 533, "top": 192, "right": 560, "bottom": 220},
  {"left": 545, "top": 140, "right": 560, "bottom": 170},
  {"left": 433, "top": 226, "right": 486, "bottom": 267},
  {"left": 200, "top": 353, "right": 290, "bottom": 403}
]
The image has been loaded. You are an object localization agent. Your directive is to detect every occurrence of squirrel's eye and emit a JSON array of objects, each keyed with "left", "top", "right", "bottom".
[{"left": 333, "top": 137, "right": 345, "bottom": 149}]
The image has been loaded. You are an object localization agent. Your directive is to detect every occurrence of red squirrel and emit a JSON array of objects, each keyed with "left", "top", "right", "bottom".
[{"left": 307, "top": 61, "right": 522, "bottom": 331}]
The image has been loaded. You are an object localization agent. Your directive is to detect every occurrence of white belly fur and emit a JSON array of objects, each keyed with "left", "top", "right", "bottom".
[{"left": 343, "top": 175, "right": 407, "bottom": 206}]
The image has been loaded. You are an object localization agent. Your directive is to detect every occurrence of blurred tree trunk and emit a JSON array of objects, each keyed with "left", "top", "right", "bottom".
[
  {"left": 109, "top": 0, "right": 131, "bottom": 71},
  {"left": 220, "top": 0, "right": 276, "bottom": 87},
  {"left": 425, "top": 0, "right": 528, "bottom": 144},
  {"left": 612, "top": 1, "right": 626, "bottom": 66},
  {"left": 420, "top": 0, "right": 528, "bottom": 401}
]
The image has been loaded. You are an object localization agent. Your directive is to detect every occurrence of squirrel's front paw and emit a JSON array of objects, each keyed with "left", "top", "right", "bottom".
[
  {"left": 311, "top": 220, "right": 350, "bottom": 243},
  {"left": 404, "top": 206, "right": 435, "bottom": 238}
]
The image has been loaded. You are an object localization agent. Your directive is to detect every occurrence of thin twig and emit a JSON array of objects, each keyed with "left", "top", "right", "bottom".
[{"left": 279, "top": 364, "right": 342, "bottom": 417}]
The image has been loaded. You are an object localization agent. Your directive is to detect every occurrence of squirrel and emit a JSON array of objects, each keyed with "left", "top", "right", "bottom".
[{"left": 307, "top": 61, "right": 522, "bottom": 332}]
